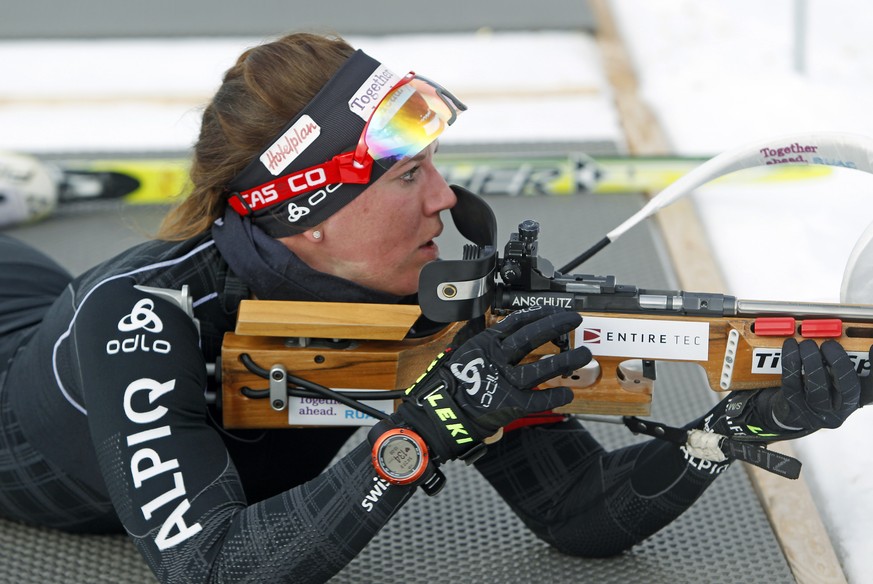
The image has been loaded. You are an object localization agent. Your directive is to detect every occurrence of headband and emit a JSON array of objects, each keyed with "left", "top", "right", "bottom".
[{"left": 226, "top": 50, "right": 398, "bottom": 237}]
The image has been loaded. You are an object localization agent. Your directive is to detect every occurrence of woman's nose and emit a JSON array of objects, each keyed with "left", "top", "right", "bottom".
[{"left": 426, "top": 174, "right": 457, "bottom": 215}]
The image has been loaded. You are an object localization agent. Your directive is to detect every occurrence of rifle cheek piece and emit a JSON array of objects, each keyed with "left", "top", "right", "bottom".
[{"left": 419, "top": 185, "right": 498, "bottom": 323}]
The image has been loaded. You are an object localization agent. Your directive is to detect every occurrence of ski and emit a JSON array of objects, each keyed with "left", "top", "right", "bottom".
[
  {"left": 55, "top": 157, "right": 192, "bottom": 205},
  {"left": 1, "top": 150, "right": 833, "bottom": 226},
  {"left": 52, "top": 151, "right": 831, "bottom": 203},
  {"left": 437, "top": 151, "right": 832, "bottom": 197}
]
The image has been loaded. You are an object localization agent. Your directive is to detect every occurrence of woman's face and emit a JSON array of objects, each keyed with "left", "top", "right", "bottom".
[{"left": 284, "top": 143, "right": 457, "bottom": 296}]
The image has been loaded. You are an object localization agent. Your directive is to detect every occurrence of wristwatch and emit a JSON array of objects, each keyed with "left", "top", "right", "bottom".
[{"left": 370, "top": 427, "right": 430, "bottom": 486}]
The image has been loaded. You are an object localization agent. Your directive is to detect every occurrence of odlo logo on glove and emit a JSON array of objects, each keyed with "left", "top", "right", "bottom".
[
  {"left": 450, "top": 358, "right": 498, "bottom": 407},
  {"left": 385, "top": 306, "right": 592, "bottom": 469}
]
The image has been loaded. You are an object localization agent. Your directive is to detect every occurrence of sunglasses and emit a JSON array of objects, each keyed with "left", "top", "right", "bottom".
[{"left": 229, "top": 72, "right": 466, "bottom": 216}]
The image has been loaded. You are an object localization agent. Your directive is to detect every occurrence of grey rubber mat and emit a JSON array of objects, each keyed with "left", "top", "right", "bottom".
[{"left": 0, "top": 192, "right": 796, "bottom": 583}]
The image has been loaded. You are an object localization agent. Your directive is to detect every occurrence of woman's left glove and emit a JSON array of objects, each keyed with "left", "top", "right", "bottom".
[
  {"left": 703, "top": 338, "right": 867, "bottom": 442},
  {"left": 627, "top": 337, "right": 872, "bottom": 479},
  {"left": 393, "top": 306, "right": 591, "bottom": 464}
]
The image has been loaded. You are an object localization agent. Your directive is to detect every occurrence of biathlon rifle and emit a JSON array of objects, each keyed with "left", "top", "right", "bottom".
[{"left": 218, "top": 132, "right": 873, "bottom": 431}]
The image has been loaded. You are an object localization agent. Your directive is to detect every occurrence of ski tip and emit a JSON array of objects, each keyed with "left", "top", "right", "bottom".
[{"left": 0, "top": 151, "right": 60, "bottom": 228}]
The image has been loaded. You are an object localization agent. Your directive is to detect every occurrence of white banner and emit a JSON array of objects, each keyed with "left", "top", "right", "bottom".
[
  {"left": 287, "top": 390, "right": 395, "bottom": 426},
  {"left": 575, "top": 316, "right": 710, "bottom": 361},
  {"left": 751, "top": 348, "right": 872, "bottom": 377}
]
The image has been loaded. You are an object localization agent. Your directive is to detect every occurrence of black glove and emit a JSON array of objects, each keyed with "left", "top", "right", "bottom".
[
  {"left": 703, "top": 338, "right": 867, "bottom": 442},
  {"left": 624, "top": 337, "right": 871, "bottom": 480},
  {"left": 394, "top": 306, "right": 591, "bottom": 463}
]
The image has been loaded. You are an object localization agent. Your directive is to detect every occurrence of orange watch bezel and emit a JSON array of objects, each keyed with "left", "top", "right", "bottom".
[{"left": 371, "top": 427, "right": 430, "bottom": 485}]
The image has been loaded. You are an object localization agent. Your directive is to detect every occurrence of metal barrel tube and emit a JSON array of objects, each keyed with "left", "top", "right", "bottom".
[{"left": 736, "top": 299, "right": 873, "bottom": 321}]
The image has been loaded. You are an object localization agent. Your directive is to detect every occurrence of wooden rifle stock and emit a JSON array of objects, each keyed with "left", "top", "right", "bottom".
[{"left": 219, "top": 300, "right": 873, "bottom": 429}]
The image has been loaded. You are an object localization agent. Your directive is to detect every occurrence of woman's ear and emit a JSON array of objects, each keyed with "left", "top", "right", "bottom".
[
  {"left": 277, "top": 227, "right": 323, "bottom": 253},
  {"left": 303, "top": 227, "right": 323, "bottom": 243}
]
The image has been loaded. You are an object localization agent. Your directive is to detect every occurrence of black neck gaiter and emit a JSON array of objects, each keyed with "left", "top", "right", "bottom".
[{"left": 212, "top": 207, "right": 407, "bottom": 305}]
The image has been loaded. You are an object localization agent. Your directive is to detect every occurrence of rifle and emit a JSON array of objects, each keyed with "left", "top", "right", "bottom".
[{"left": 218, "top": 135, "right": 873, "bottom": 429}]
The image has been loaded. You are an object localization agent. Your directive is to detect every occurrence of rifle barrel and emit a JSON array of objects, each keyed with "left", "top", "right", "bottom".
[{"left": 735, "top": 299, "right": 873, "bottom": 321}]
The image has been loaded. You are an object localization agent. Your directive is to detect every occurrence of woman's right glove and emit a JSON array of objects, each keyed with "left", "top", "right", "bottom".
[{"left": 392, "top": 306, "right": 592, "bottom": 464}]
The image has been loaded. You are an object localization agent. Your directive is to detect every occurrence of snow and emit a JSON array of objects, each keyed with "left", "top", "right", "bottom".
[
  {"left": 612, "top": 4, "right": 873, "bottom": 580},
  {"left": 1, "top": 2, "right": 871, "bottom": 580},
  {"left": 0, "top": 32, "right": 622, "bottom": 152}
]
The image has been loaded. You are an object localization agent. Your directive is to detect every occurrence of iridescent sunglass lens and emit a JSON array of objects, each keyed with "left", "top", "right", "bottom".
[{"left": 364, "top": 78, "right": 459, "bottom": 168}]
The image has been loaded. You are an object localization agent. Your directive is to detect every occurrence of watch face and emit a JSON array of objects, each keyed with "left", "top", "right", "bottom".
[{"left": 374, "top": 429, "right": 427, "bottom": 484}]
